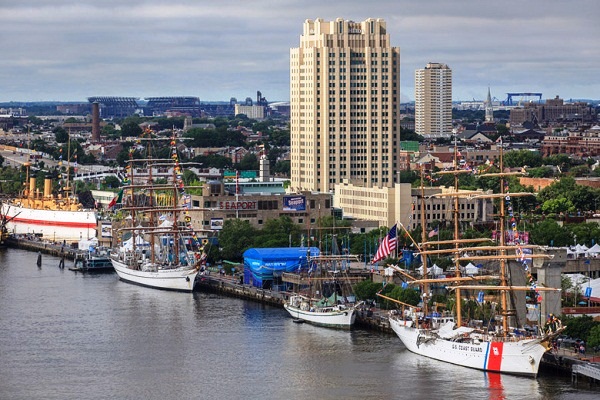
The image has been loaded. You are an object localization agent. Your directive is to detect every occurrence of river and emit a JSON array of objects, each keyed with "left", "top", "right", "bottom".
[{"left": 0, "top": 248, "right": 596, "bottom": 400}]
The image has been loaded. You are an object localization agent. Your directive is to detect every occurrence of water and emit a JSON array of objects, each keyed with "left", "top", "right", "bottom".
[{"left": 0, "top": 249, "right": 597, "bottom": 400}]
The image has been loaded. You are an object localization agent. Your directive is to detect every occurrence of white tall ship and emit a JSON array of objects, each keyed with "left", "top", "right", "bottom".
[
  {"left": 384, "top": 148, "right": 563, "bottom": 377},
  {"left": 2, "top": 170, "right": 97, "bottom": 242},
  {"left": 110, "top": 135, "right": 202, "bottom": 292},
  {"left": 284, "top": 294, "right": 359, "bottom": 329}
]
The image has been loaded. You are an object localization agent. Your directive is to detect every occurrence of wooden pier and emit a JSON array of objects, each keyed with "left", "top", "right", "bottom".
[
  {"left": 195, "top": 273, "right": 392, "bottom": 333},
  {"left": 6, "top": 236, "right": 79, "bottom": 260}
]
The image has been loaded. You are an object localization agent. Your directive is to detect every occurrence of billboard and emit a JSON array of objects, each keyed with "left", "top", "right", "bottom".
[
  {"left": 210, "top": 218, "right": 224, "bottom": 230},
  {"left": 283, "top": 195, "right": 306, "bottom": 211},
  {"left": 101, "top": 222, "right": 112, "bottom": 238}
]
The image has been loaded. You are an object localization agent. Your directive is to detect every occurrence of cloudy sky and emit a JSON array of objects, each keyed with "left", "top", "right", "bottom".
[{"left": 1, "top": 0, "right": 598, "bottom": 103}]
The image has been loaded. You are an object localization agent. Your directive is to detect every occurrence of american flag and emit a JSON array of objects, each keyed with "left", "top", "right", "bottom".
[{"left": 372, "top": 224, "right": 397, "bottom": 263}]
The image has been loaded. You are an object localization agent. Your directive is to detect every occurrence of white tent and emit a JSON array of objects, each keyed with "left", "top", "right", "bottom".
[
  {"left": 78, "top": 237, "right": 99, "bottom": 251},
  {"left": 121, "top": 236, "right": 150, "bottom": 251},
  {"left": 464, "top": 262, "right": 479, "bottom": 276},
  {"left": 416, "top": 264, "right": 444, "bottom": 276},
  {"left": 586, "top": 243, "right": 600, "bottom": 257}
]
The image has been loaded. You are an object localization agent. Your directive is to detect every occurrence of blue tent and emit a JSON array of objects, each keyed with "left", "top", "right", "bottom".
[{"left": 243, "top": 247, "right": 320, "bottom": 289}]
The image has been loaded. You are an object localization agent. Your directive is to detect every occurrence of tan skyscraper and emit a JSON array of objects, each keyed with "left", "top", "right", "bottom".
[
  {"left": 414, "top": 62, "right": 452, "bottom": 136},
  {"left": 290, "top": 18, "right": 401, "bottom": 192}
]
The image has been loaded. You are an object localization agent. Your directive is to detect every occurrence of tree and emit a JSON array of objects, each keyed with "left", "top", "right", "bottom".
[
  {"left": 53, "top": 127, "right": 69, "bottom": 143},
  {"left": 218, "top": 219, "right": 257, "bottom": 261},
  {"left": 237, "top": 153, "right": 258, "bottom": 171},
  {"left": 120, "top": 120, "right": 143, "bottom": 138},
  {"left": 103, "top": 175, "right": 121, "bottom": 189},
  {"left": 529, "top": 219, "right": 572, "bottom": 247}
]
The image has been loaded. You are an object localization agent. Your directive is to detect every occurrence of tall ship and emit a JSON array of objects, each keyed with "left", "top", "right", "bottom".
[
  {"left": 109, "top": 134, "right": 202, "bottom": 292},
  {"left": 1, "top": 160, "right": 97, "bottom": 242},
  {"left": 384, "top": 146, "right": 564, "bottom": 377}
]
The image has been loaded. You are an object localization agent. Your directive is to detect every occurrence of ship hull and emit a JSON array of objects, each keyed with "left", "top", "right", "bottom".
[
  {"left": 283, "top": 303, "right": 357, "bottom": 329},
  {"left": 111, "top": 257, "right": 198, "bottom": 292},
  {"left": 2, "top": 203, "right": 97, "bottom": 242},
  {"left": 389, "top": 318, "right": 547, "bottom": 377}
]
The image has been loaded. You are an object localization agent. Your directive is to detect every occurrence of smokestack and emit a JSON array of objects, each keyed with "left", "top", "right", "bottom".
[{"left": 92, "top": 102, "right": 100, "bottom": 141}]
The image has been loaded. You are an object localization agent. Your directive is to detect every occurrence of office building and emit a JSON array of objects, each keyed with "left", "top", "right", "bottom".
[
  {"left": 290, "top": 18, "right": 401, "bottom": 192},
  {"left": 414, "top": 63, "right": 452, "bottom": 136}
]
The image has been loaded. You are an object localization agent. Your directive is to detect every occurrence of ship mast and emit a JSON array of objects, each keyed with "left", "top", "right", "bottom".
[
  {"left": 498, "top": 145, "right": 510, "bottom": 334},
  {"left": 419, "top": 164, "right": 429, "bottom": 322}
]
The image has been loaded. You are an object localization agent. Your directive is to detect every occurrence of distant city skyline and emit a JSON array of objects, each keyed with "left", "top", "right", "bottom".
[{"left": 1, "top": 1, "right": 599, "bottom": 103}]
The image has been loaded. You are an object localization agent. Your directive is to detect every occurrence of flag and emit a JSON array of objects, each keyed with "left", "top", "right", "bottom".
[
  {"left": 108, "top": 189, "right": 123, "bottom": 209},
  {"left": 428, "top": 227, "right": 439, "bottom": 238},
  {"left": 372, "top": 224, "right": 397, "bottom": 263}
]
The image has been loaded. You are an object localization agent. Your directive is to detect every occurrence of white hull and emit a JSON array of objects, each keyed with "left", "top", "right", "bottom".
[
  {"left": 389, "top": 318, "right": 548, "bottom": 377},
  {"left": 284, "top": 303, "right": 357, "bottom": 329},
  {"left": 111, "top": 257, "right": 198, "bottom": 292},
  {"left": 2, "top": 203, "right": 97, "bottom": 242}
]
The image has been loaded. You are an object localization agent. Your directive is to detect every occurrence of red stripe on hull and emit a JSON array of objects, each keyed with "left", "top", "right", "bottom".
[
  {"left": 487, "top": 342, "right": 504, "bottom": 371},
  {"left": 10, "top": 217, "right": 96, "bottom": 229}
]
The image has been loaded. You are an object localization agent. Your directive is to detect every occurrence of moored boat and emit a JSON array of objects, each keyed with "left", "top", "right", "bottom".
[
  {"left": 109, "top": 133, "right": 202, "bottom": 292},
  {"left": 1, "top": 161, "right": 97, "bottom": 242},
  {"left": 284, "top": 294, "right": 359, "bottom": 329},
  {"left": 382, "top": 145, "right": 564, "bottom": 377}
]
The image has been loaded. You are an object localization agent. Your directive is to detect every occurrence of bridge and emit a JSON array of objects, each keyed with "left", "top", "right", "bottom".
[{"left": 504, "top": 92, "right": 543, "bottom": 106}]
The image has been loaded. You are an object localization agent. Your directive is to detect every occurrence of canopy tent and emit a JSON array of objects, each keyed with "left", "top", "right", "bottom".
[
  {"left": 464, "top": 262, "right": 479, "bottom": 276},
  {"left": 416, "top": 263, "right": 443, "bottom": 276},
  {"left": 121, "top": 235, "right": 150, "bottom": 251},
  {"left": 78, "top": 237, "right": 99, "bottom": 251},
  {"left": 586, "top": 243, "right": 600, "bottom": 257}
]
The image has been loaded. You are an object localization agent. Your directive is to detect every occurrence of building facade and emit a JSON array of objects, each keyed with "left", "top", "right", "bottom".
[
  {"left": 290, "top": 18, "right": 401, "bottom": 192},
  {"left": 334, "top": 181, "right": 492, "bottom": 230},
  {"left": 187, "top": 181, "right": 333, "bottom": 233},
  {"left": 415, "top": 63, "right": 452, "bottom": 136}
]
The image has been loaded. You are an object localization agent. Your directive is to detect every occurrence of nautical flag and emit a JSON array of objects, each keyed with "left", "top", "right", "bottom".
[
  {"left": 372, "top": 224, "right": 397, "bottom": 263},
  {"left": 428, "top": 227, "right": 439, "bottom": 238},
  {"left": 108, "top": 189, "right": 123, "bottom": 209}
]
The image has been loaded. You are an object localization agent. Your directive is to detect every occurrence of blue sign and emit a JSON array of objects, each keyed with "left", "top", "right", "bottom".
[
  {"left": 283, "top": 195, "right": 306, "bottom": 211},
  {"left": 477, "top": 291, "right": 485, "bottom": 303},
  {"left": 585, "top": 286, "right": 592, "bottom": 298}
]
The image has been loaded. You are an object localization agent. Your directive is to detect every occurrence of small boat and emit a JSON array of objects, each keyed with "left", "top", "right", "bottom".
[
  {"left": 70, "top": 248, "right": 113, "bottom": 273},
  {"left": 283, "top": 256, "right": 364, "bottom": 329},
  {"left": 284, "top": 294, "right": 360, "bottom": 329}
]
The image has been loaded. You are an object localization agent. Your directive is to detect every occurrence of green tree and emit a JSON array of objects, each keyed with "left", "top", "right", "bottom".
[
  {"left": 218, "top": 219, "right": 257, "bottom": 261},
  {"left": 588, "top": 325, "right": 600, "bottom": 350},
  {"left": 541, "top": 197, "right": 575, "bottom": 215},
  {"left": 529, "top": 219, "right": 572, "bottom": 247},
  {"left": 120, "top": 120, "right": 143, "bottom": 138},
  {"left": 238, "top": 153, "right": 258, "bottom": 171},
  {"left": 353, "top": 280, "right": 384, "bottom": 302},
  {"left": 503, "top": 150, "right": 543, "bottom": 168},
  {"left": 102, "top": 175, "right": 121, "bottom": 189},
  {"left": 53, "top": 126, "right": 69, "bottom": 143}
]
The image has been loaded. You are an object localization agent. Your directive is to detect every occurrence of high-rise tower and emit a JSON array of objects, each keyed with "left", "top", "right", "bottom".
[
  {"left": 414, "top": 63, "right": 452, "bottom": 136},
  {"left": 290, "top": 18, "right": 401, "bottom": 192}
]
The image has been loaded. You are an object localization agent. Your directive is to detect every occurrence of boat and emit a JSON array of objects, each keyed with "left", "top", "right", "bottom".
[
  {"left": 284, "top": 293, "right": 359, "bottom": 329},
  {"left": 283, "top": 254, "right": 364, "bottom": 329},
  {"left": 70, "top": 248, "right": 114, "bottom": 273},
  {"left": 384, "top": 145, "right": 564, "bottom": 377},
  {"left": 109, "top": 134, "right": 202, "bottom": 292},
  {"left": 0, "top": 137, "right": 97, "bottom": 242}
]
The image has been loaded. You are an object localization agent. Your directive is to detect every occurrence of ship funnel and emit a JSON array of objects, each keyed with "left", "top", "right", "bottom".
[
  {"left": 29, "top": 177, "right": 36, "bottom": 197},
  {"left": 44, "top": 178, "right": 52, "bottom": 198}
]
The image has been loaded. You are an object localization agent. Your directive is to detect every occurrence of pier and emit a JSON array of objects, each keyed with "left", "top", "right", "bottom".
[
  {"left": 195, "top": 273, "right": 393, "bottom": 333},
  {"left": 6, "top": 236, "right": 79, "bottom": 260}
]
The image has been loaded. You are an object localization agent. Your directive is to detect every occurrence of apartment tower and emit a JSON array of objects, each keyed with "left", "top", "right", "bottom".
[
  {"left": 414, "top": 62, "right": 452, "bottom": 136},
  {"left": 290, "top": 18, "right": 401, "bottom": 192}
]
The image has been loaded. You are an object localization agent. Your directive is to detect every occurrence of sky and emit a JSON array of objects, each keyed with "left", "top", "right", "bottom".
[{"left": 1, "top": 0, "right": 599, "bottom": 103}]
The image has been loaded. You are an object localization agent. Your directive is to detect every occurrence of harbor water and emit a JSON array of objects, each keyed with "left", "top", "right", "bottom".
[{"left": 0, "top": 248, "right": 597, "bottom": 400}]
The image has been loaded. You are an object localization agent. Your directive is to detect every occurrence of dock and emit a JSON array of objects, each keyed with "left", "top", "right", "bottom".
[
  {"left": 195, "top": 273, "right": 392, "bottom": 333},
  {"left": 6, "top": 236, "right": 79, "bottom": 260}
]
